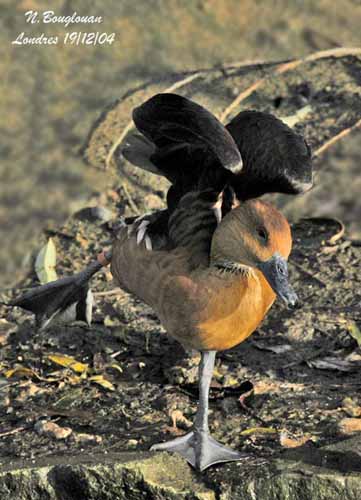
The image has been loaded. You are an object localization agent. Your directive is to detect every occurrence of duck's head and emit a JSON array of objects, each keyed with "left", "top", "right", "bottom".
[{"left": 210, "top": 199, "right": 298, "bottom": 307}]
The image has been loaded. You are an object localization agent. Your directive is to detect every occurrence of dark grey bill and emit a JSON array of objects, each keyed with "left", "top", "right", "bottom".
[{"left": 257, "top": 253, "right": 298, "bottom": 308}]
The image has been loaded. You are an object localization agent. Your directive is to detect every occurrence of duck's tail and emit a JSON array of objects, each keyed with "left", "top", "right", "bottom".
[{"left": 5, "top": 250, "right": 112, "bottom": 330}]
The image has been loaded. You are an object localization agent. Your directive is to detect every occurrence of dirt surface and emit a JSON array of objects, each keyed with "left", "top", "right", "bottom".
[{"left": 0, "top": 192, "right": 361, "bottom": 478}]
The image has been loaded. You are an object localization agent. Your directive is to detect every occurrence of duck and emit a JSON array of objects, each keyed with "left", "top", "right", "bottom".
[
  {"left": 9, "top": 93, "right": 312, "bottom": 471},
  {"left": 111, "top": 189, "right": 296, "bottom": 470}
]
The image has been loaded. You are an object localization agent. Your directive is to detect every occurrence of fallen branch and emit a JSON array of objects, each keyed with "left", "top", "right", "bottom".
[{"left": 0, "top": 426, "right": 27, "bottom": 438}]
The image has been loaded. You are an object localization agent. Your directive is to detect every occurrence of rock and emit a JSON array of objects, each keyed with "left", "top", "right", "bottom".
[
  {"left": 1, "top": 436, "right": 361, "bottom": 499},
  {"left": 0, "top": 452, "right": 215, "bottom": 500},
  {"left": 210, "top": 435, "right": 361, "bottom": 500}
]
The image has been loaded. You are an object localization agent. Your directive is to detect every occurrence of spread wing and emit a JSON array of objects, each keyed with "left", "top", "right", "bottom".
[
  {"left": 121, "top": 93, "right": 313, "bottom": 243},
  {"left": 122, "top": 93, "right": 312, "bottom": 201},
  {"left": 226, "top": 110, "right": 313, "bottom": 199},
  {"left": 122, "top": 92, "right": 242, "bottom": 183}
]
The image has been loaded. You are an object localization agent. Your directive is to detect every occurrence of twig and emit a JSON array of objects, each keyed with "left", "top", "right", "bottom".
[
  {"left": 110, "top": 350, "right": 122, "bottom": 358},
  {"left": 219, "top": 57, "right": 292, "bottom": 71},
  {"left": 282, "top": 345, "right": 330, "bottom": 369},
  {"left": 220, "top": 47, "right": 361, "bottom": 123},
  {"left": 121, "top": 182, "right": 140, "bottom": 215},
  {"left": 94, "top": 288, "right": 123, "bottom": 297},
  {"left": 314, "top": 118, "right": 361, "bottom": 157},
  {"left": 0, "top": 381, "right": 20, "bottom": 392},
  {"left": 0, "top": 426, "right": 27, "bottom": 438}
]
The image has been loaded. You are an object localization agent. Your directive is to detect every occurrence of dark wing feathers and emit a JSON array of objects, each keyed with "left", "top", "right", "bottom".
[
  {"left": 226, "top": 110, "right": 313, "bottom": 199},
  {"left": 121, "top": 93, "right": 312, "bottom": 243},
  {"left": 124, "top": 93, "right": 312, "bottom": 202},
  {"left": 132, "top": 93, "right": 242, "bottom": 175}
]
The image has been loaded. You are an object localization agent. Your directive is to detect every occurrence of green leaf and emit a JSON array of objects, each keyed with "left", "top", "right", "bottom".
[{"left": 240, "top": 426, "right": 277, "bottom": 436}]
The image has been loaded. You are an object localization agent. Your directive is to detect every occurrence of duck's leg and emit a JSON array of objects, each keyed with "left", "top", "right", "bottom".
[
  {"left": 7, "top": 250, "right": 112, "bottom": 330},
  {"left": 151, "top": 350, "right": 244, "bottom": 471}
]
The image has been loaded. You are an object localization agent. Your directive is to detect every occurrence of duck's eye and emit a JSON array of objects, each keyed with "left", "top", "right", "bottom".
[{"left": 257, "top": 228, "right": 268, "bottom": 241}]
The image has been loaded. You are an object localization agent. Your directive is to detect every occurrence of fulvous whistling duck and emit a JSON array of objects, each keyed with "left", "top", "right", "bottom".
[{"left": 9, "top": 93, "right": 312, "bottom": 471}]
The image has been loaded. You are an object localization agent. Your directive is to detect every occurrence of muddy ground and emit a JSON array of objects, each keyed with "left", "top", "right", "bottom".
[{"left": 0, "top": 194, "right": 361, "bottom": 482}]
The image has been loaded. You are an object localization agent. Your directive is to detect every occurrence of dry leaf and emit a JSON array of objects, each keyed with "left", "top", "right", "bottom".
[
  {"left": 15, "top": 383, "right": 46, "bottom": 402},
  {"left": 170, "top": 409, "right": 193, "bottom": 430},
  {"left": 342, "top": 398, "right": 361, "bottom": 418},
  {"left": 321, "top": 245, "right": 339, "bottom": 255},
  {"left": 280, "top": 104, "right": 312, "bottom": 128},
  {"left": 307, "top": 356, "right": 357, "bottom": 372},
  {"left": 73, "top": 432, "right": 102, "bottom": 444},
  {"left": 4, "top": 365, "right": 62, "bottom": 383},
  {"left": 108, "top": 363, "right": 123, "bottom": 374},
  {"left": 347, "top": 321, "right": 361, "bottom": 348},
  {"left": 252, "top": 340, "right": 292, "bottom": 354},
  {"left": 48, "top": 354, "right": 88, "bottom": 374},
  {"left": 5, "top": 366, "right": 37, "bottom": 379},
  {"left": 240, "top": 426, "right": 277, "bottom": 436},
  {"left": 89, "top": 375, "right": 115, "bottom": 391},
  {"left": 35, "top": 238, "right": 57, "bottom": 284},
  {"left": 66, "top": 374, "right": 82, "bottom": 385},
  {"left": 346, "top": 351, "right": 361, "bottom": 362},
  {"left": 280, "top": 432, "right": 315, "bottom": 448},
  {"left": 34, "top": 420, "right": 72, "bottom": 440},
  {"left": 253, "top": 381, "right": 305, "bottom": 396},
  {"left": 339, "top": 418, "right": 361, "bottom": 434}
]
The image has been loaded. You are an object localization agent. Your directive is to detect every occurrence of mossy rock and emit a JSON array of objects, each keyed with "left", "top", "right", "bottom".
[{"left": 2, "top": 437, "right": 361, "bottom": 499}]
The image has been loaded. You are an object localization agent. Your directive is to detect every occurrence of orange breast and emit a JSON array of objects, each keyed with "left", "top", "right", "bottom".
[
  {"left": 112, "top": 233, "right": 276, "bottom": 353},
  {"left": 196, "top": 270, "right": 275, "bottom": 351}
]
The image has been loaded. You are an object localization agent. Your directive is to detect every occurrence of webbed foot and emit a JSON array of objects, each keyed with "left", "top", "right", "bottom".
[{"left": 151, "top": 429, "right": 244, "bottom": 471}]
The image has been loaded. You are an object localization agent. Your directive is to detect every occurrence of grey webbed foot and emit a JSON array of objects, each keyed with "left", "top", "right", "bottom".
[
  {"left": 151, "top": 429, "right": 244, "bottom": 471},
  {"left": 7, "top": 251, "right": 111, "bottom": 330},
  {"left": 151, "top": 351, "right": 245, "bottom": 471}
]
